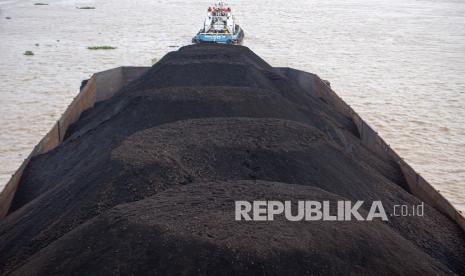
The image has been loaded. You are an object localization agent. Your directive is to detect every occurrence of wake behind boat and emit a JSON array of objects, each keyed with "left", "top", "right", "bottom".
[{"left": 192, "top": 2, "right": 244, "bottom": 45}]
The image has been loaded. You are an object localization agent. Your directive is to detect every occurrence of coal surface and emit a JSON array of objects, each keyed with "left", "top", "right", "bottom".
[{"left": 0, "top": 44, "right": 464, "bottom": 275}]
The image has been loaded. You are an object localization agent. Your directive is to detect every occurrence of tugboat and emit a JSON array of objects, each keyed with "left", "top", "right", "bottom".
[{"left": 192, "top": 2, "right": 244, "bottom": 45}]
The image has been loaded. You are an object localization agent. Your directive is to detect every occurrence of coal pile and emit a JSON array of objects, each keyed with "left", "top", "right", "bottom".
[{"left": 0, "top": 44, "right": 464, "bottom": 275}]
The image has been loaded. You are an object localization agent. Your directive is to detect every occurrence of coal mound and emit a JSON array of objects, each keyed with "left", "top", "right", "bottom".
[{"left": 0, "top": 44, "right": 464, "bottom": 275}]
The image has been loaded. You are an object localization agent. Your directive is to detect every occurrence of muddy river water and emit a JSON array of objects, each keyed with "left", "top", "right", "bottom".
[{"left": 0, "top": 0, "right": 464, "bottom": 211}]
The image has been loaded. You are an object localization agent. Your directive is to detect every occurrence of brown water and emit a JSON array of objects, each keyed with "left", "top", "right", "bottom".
[{"left": 0, "top": 0, "right": 464, "bottom": 211}]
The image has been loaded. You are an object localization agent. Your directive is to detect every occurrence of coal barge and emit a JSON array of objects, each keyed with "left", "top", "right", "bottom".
[{"left": 0, "top": 44, "right": 464, "bottom": 275}]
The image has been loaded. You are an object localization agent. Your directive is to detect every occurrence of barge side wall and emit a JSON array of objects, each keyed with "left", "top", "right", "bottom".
[
  {"left": 277, "top": 67, "right": 464, "bottom": 231},
  {"left": 0, "top": 66, "right": 149, "bottom": 217},
  {"left": 0, "top": 65, "right": 463, "bottom": 232}
]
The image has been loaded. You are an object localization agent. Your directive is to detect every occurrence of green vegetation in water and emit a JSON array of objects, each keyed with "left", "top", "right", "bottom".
[
  {"left": 24, "top": 51, "right": 34, "bottom": 56},
  {"left": 87, "top": 46, "right": 117, "bottom": 50},
  {"left": 34, "top": 3, "right": 49, "bottom": 5},
  {"left": 77, "top": 6, "right": 95, "bottom": 9}
]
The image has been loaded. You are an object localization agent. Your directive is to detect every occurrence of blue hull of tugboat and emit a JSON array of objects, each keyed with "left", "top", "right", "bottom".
[{"left": 192, "top": 27, "right": 244, "bottom": 45}]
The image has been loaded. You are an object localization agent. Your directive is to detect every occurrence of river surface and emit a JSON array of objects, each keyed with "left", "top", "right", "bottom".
[{"left": 0, "top": 0, "right": 464, "bottom": 211}]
